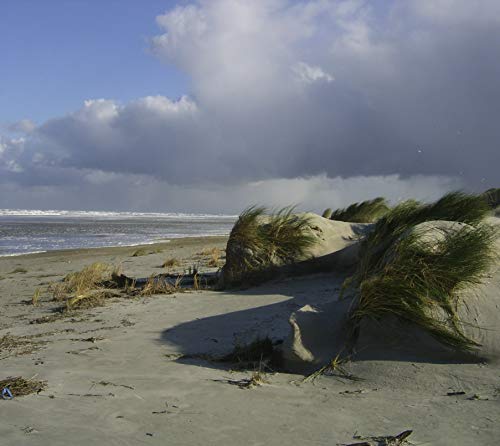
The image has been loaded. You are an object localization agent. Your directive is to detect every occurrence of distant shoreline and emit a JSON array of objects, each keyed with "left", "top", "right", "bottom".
[{"left": 0, "top": 235, "right": 229, "bottom": 260}]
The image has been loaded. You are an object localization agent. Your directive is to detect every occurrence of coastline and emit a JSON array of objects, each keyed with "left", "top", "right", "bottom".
[{"left": 0, "top": 235, "right": 228, "bottom": 260}]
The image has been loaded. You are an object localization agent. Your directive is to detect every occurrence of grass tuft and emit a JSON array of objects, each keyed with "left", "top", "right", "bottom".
[
  {"left": 304, "top": 354, "right": 361, "bottom": 383},
  {"left": 322, "top": 208, "right": 333, "bottom": 219},
  {"left": 329, "top": 197, "right": 390, "bottom": 223},
  {"left": 140, "top": 274, "right": 183, "bottom": 297},
  {"left": 31, "top": 288, "right": 41, "bottom": 306},
  {"left": 346, "top": 192, "right": 497, "bottom": 352},
  {"left": 162, "top": 258, "right": 180, "bottom": 269},
  {"left": 481, "top": 187, "right": 500, "bottom": 209},
  {"left": 221, "top": 337, "right": 282, "bottom": 371},
  {"left": 223, "top": 206, "right": 316, "bottom": 286},
  {"left": 51, "top": 262, "right": 111, "bottom": 300}
]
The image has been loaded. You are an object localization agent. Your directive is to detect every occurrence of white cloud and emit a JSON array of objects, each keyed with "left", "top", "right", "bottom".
[
  {"left": 1, "top": 0, "right": 499, "bottom": 211},
  {"left": 7, "top": 119, "right": 36, "bottom": 134},
  {"left": 293, "top": 62, "right": 334, "bottom": 83}
]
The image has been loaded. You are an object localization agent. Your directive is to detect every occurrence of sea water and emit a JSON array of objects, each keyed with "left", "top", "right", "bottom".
[{"left": 0, "top": 209, "right": 237, "bottom": 256}]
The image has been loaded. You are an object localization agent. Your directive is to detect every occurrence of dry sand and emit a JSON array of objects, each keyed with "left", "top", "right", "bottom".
[{"left": 0, "top": 236, "right": 499, "bottom": 445}]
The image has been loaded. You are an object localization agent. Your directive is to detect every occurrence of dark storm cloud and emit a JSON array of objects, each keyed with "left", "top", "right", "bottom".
[{"left": 1, "top": 1, "right": 498, "bottom": 211}]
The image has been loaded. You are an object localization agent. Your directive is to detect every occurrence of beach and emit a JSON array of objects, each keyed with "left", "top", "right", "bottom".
[{"left": 1, "top": 235, "right": 499, "bottom": 445}]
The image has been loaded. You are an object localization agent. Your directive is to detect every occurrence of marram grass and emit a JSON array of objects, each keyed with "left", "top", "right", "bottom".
[
  {"left": 352, "top": 192, "right": 492, "bottom": 284},
  {"left": 346, "top": 192, "right": 497, "bottom": 351},
  {"left": 329, "top": 197, "right": 390, "bottom": 223},
  {"left": 223, "top": 206, "right": 316, "bottom": 286}
]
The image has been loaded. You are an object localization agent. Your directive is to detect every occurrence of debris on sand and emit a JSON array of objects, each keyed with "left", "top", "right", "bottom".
[{"left": 0, "top": 376, "right": 47, "bottom": 398}]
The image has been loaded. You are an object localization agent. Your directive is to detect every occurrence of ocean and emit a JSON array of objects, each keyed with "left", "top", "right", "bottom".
[{"left": 0, "top": 209, "right": 237, "bottom": 256}]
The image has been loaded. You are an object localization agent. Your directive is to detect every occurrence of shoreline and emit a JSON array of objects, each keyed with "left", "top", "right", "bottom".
[{"left": 0, "top": 235, "right": 228, "bottom": 261}]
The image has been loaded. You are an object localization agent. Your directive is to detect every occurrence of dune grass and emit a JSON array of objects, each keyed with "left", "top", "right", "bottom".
[
  {"left": 162, "top": 258, "right": 180, "bottom": 269},
  {"left": 221, "top": 337, "right": 282, "bottom": 371},
  {"left": 346, "top": 192, "right": 497, "bottom": 351},
  {"left": 140, "top": 274, "right": 183, "bottom": 297},
  {"left": 329, "top": 197, "right": 390, "bottom": 223},
  {"left": 223, "top": 206, "right": 316, "bottom": 286},
  {"left": 351, "top": 192, "right": 492, "bottom": 284},
  {"left": 51, "top": 262, "right": 111, "bottom": 300},
  {"left": 481, "top": 187, "right": 500, "bottom": 209},
  {"left": 322, "top": 208, "right": 333, "bottom": 219},
  {"left": 49, "top": 262, "right": 125, "bottom": 310}
]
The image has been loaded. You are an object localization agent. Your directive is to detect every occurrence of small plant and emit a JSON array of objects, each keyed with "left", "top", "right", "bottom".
[
  {"left": 140, "top": 275, "right": 178, "bottom": 297},
  {"left": 304, "top": 354, "right": 360, "bottom": 383},
  {"left": 51, "top": 262, "right": 111, "bottom": 299},
  {"left": 330, "top": 197, "right": 390, "bottom": 223},
  {"left": 235, "top": 369, "right": 270, "bottom": 389},
  {"left": 221, "top": 337, "right": 281, "bottom": 370},
  {"left": 65, "top": 290, "right": 119, "bottom": 311},
  {"left": 162, "top": 258, "right": 180, "bottom": 269},
  {"left": 32, "top": 288, "right": 41, "bottom": 306}
]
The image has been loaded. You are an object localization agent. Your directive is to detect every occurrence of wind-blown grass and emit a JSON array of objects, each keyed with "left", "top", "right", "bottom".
[
  {"left": 222, "top": 206, "right": 316, "bottom": 286},
  {"left": 351, "top": 192, "right": 491, "bottom": 284},
  {"left": 51, "top": 262, "right": 111, "bottom": 300},
  {"left": 481, "top": 187, "right": 500, "bottom": 209},
  {"left": 322, "top": 208, "right": 333, "bottom": 219},
  {"left": 329, "top": 197, "right": 390, "bottom": 223},
  {"left": 346, "top": 192, "right": 497, "bottom": 351}
]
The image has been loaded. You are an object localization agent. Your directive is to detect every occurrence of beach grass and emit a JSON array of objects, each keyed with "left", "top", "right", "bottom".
[
  {"left": 221, "top": 337, "right": 282, "bottom": 370},
  {"left": 162, "top": 258, "right": 181, "bottom": 269},
  {"left": 51, "top": 262, "right": 111, "bottom": 300},
  {"left": 346, "top": 192, "right": 497, "bottom": 351},
  {"left": 329, "top": 197, "right": 390, "bottom": 223},
  {"left": 223, "top": 206, "right": 316, "bottom": 286},
  {"left": 140, "top": 274, "right": 183, "bottom": 296},
  {"left": 321, "top": 208, "right": 333, "bottom": 219}
]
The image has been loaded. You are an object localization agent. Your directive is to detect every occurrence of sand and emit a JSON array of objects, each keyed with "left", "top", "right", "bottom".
[{"left": 0, "top": 236, "right": 499, "bottom": 445}]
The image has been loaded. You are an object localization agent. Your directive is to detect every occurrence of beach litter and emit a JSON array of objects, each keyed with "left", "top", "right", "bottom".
[
  {"left": 2, "top": 387, "right": 13, "bottom": 400},
  {"left": 0, "top": 376, "right": 47, "bottom": 398},
  {"left": 340, "top": 429, "right": 414, "bottom": 446}
]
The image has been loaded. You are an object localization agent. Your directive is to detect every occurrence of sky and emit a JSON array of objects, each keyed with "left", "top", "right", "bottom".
[{"left": 0, "top": 0, "right": 499, "bottom": 213}]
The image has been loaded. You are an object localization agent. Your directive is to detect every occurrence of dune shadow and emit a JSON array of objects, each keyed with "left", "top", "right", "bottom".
[{"left": 159, "top": 272, "right": 346, "bottom": 370}]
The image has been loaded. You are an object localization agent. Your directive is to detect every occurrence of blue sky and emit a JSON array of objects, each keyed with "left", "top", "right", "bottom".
[{"left": 0, "top": 0, "right": 188, "bottom": 124}]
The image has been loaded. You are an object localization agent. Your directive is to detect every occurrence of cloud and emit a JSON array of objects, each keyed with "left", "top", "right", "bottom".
[
  {"left": 0, "top": 172, "right": 463, "bottom": 214},
  {"left": 7, "top": 119, "right": 36, "bottom": 134},
  {"left": 1, "top": 0, "right": 499, "bottom": 211},
  {"left": 293, "top": 62, "right": 334, "bottom": 84}
]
